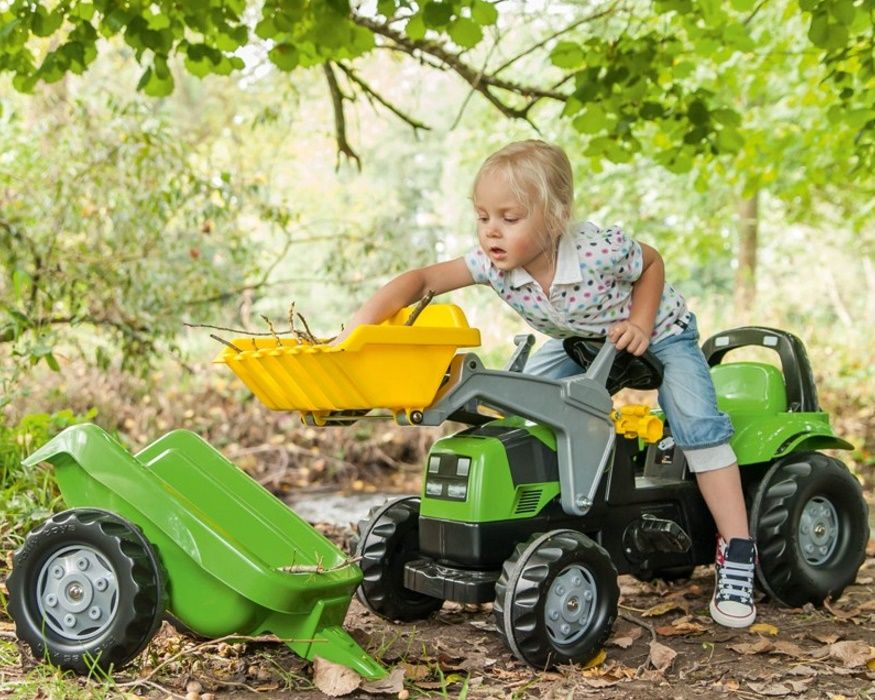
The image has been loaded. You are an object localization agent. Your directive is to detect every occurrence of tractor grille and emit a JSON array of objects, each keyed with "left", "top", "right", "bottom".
[{"left": 514, "top": 488, "right": 542, "bottom": 515}]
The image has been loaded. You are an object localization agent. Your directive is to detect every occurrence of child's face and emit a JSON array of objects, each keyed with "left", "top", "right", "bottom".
[{"left": 473, "top": 170, "right": 551, "bottom": 276}]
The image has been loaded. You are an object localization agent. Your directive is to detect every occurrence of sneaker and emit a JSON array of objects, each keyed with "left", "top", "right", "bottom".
[{"left": 710, "top": 536, "right": 757, "bottom": 627}]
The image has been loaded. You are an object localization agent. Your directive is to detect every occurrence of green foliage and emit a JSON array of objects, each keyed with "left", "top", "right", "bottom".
[
  {"left": 0, "top": 410, "right": 94, "bottom": 556},
  {"left": 1, "top": 1, "right": 873, "bottom": 170},
  {"left": 0, "top": 90, "right": 270, "bottom": 386}
]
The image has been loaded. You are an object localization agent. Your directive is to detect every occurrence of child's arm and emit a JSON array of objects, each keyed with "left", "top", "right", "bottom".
[
  {"left": 333, "top": 257, "right": 475, "bottom": 344},
  {"left": 608, "top": 242, "right": 664, "bottom": 355}
]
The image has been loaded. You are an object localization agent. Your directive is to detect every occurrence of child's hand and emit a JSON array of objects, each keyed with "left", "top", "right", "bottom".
[{"left": 608, "top": 321, "right": 650, "bottom": 356}]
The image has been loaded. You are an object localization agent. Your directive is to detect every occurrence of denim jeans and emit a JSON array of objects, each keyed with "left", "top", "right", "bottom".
[{"left": 523, "top": 313, "right": 736, "bottom": 471}]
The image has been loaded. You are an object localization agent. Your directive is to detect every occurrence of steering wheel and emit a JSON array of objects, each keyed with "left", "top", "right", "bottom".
[{"left": 563, "top": 337, "right": 664, "bottom": 395}]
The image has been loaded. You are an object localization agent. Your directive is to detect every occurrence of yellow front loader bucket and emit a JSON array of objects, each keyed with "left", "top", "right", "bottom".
[{"left": 214, "top": 304, "right": 480, "bottom": 419}]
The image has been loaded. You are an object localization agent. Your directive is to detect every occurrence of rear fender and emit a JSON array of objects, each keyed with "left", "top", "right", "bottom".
[{"left": 731, "top": 412, "right": 853, "bottom": 465}]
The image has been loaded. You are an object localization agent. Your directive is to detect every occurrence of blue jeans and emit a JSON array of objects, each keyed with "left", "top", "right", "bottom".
[{"left": 523, "top": 313, "right": 736, "bottom": 471}]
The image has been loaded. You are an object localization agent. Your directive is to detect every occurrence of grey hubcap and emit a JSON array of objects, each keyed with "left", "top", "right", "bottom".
[
  {"left": 545, "top": 564, "right": 597, "bottom": 645},
  {"left": 36, "top": 545, "right": 119, "bottom": 640},
  {"left": 799, "top": 496, "right": 839, "bottom": 565}
]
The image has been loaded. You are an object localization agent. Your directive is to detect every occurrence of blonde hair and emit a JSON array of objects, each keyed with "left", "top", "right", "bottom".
[{"left": 473, "top": 140, "right": 574, "bottom": 244}]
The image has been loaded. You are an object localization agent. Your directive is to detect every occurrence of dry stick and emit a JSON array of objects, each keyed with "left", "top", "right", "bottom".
[
  {"left": 185, "top": 321, "right": 290, "bottom": 336},
  {"left": 121, "top": 632, "right": 324, "bottom": 688},
  {"left": 261, "top": 314, "right": 283, "bottom": 347},
  {"left": 210, "top": 334, "right": 243, "bottom": 353},
  {"left": 405, "top": 289, "right": 435, "bottom": 326},
  {"left": 278, "top": 555, "right": 363, "bottom": 575},
  {"left": 619, "top": 610, "right": 657, "bottom": 642},
  {"left": 288, "top": 301, "right": 296, "bottom": 336},
  {"left": 295, "top": 312, "right": 321, "bottom": 344}
]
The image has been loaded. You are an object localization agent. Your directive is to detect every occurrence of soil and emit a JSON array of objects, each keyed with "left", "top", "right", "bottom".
[{"left": 7, "top": 522, "right": 872, "bottom": 700}]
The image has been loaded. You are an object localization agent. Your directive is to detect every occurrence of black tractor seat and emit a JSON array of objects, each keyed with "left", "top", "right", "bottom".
[{"left": 563, "top": 337, "right": 664, "bottom": 395}]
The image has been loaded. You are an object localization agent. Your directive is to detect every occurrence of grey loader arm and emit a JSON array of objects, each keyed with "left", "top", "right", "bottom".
[{"left": 410, "top": 339, "right": 618, "bottom": 517}]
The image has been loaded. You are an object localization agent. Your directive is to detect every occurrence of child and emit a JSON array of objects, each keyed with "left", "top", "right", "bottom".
[{"left": 336, "top": 139, "right": 757, "bottom": 628}]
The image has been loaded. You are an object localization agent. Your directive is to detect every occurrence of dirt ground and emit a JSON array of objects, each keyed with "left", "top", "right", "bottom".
[{"left": 7, "top": 523, "right": 872, "bottom": 700}]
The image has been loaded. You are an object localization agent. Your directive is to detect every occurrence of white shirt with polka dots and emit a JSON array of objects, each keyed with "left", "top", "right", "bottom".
[{"left": 464, "top": 221, "right": 689, "bottom": 343}]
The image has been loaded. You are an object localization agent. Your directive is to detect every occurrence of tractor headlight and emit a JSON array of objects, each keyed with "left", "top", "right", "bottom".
[{"left": 423, "top": 453, "right": 470, "bottom": 501}]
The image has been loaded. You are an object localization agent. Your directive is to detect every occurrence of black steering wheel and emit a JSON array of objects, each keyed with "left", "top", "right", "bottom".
[{"left": 563, "top": 337, "right": 664, "bottom": 395}]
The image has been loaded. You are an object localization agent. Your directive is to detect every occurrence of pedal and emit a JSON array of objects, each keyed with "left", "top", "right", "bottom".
[{"left": 633, "top": 514, "right": 692, "bottom": 554}]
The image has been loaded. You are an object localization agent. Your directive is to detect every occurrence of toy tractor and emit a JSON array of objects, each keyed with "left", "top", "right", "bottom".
[
  {"left": 335, "top": 308, "right": 868, "bottom": 668},
  {"left": 7, "top": 304, "right": 868, "bottom": 675}
]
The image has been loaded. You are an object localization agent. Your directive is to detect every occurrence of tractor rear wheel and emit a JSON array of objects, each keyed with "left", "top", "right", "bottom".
[
  {"left": 355, "top": 497, "right": 443, "bottom": 621},
  {"left": 6, "top": 508, "right": 165, "bottom": 674},
  {"left": 751, "top": 452, "right": 868, "bottom": 607},
  {"left": 493, "top": 529, "right": 619, "bottom": 669}
]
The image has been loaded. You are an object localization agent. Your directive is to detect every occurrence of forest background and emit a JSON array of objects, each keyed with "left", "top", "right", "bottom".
[{"left": 0, "top": 0, "right": 874, "bottom": 697}]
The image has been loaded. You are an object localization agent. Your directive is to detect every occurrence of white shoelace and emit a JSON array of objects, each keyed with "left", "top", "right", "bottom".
[{"left": 718, "top": 559, "right": 755, "bottom": 599}]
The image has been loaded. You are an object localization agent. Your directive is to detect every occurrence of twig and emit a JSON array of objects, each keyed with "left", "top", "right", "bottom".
[
  {"left": 184, "top": 321, "right": 284, "bottom": 336},
  {"left": 296, "top": 312, "right": 320, "bottom": 344},
  {"left": 336, "top": 61, "right": 431, "bottom": 131},
  {"left": 121, "top": 632, "right": 321, "bottom": 687},
  {"left": 261, "top": 314, "right": 283, "bottom": 347},
  {"left": 619, "top": 610, "right": 657, "bottom": 642},
  {"left": 210, "top": 334, "right": 243, "bottom": 353},
  {"left": 405, "top": 289, "right": 435, "bottom": 326},
  {"left": 278, "top": 555, "right": 362, "bottom": 574}
]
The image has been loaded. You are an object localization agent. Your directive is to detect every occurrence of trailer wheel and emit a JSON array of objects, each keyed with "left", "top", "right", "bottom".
[
  {"left": 355, "top": 497, "right": 443, "bottom": 621},
  {"left": 493, "top": 530, "right": 619, "bottom": 669},
  {"left": 7, "top": 508, "right": 165, "bottom": 674},
  {"left": 751, "top": 452, "right": 868, "bottom": 607}
]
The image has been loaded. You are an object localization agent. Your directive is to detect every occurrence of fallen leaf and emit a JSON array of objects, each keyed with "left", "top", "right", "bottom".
[
  {"left": 361, "top": 668, "right": 405, "bottom": 695},
  {"left": 655, "top": 621, "right": 708, "bottom": 637},
  {"left": 809, "top": 632, "right": 840, "bottom": 644},
  {"left": 582, "top": 648, "right": 607, "bottom": 669},
  {"left": 398, "top": 663, "right": 430, "bottom": 681},
  {"left": 312, "top": 657, "right": 361, "bottom": 697},
  {"left": 786, "top": 664, "right": 818, "bottom": 676},
  {"left": 581, "top": 677, "right": 620, "bottom": 688},
  {"left": 771, "top": 640, "right": 807, "bottom": 657},
  {"left": 648, "top": 640, "right": 677, "bottom": 671},
  {"left": 750, "top": 622, "right": 780, "bottom": 636},
  {"left": 747, "top": 681, "right": 792, "bottom": 696},
  {"left": 728, "top": 639, "right": 774, "bottom": 655},
  {"left": 830, "top": 640, "right": 872, "bottom": 668},
  {"left": 641, "top": 601, "right": 687, "bottom": 617},
  {"left": 608, "top": 625, "right": 643, "bottom": 648}
]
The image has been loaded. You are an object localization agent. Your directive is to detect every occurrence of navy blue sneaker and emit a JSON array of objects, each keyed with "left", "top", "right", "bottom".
[{"left": 710, "top": 536, "right": 757, "bottom": 627}]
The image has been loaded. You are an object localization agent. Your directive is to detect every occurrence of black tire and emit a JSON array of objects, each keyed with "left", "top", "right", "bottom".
[
  {"left": 6, "top": 508, "right": 165, "bottom": 674},
  {"left": 355, "top": 497, "right": 443, "bottom": 621},
  {"left": 493, "top": 530, "right": 619, "bottom": 669},
  {"left": 750, "top": 452, "right": 869, "bottom": 607}
]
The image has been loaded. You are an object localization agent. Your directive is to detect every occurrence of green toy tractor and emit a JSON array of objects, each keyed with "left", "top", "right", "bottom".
[
  {"left": 6, "top": 305, "right": 867, "bottom": 676},
  {"left": 354, "top": 325, "right": 869, "bottom": 668}
]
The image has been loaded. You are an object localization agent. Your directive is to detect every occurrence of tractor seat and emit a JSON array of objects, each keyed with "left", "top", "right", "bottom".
[
  {"left": 711, "top": 362, "right": 787, "bottom": 415},
  {"left": 563, "top": 337, "right": 664, "bottom": 395}
]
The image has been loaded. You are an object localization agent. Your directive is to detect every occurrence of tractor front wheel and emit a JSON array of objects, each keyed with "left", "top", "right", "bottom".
[
  {"left": 493, "top": 530, "right": 619, "bottom": 669},
  {"left": 751, "top": 452, "right": 868, "bottom": 607},
  {"left": 355, "top": 497, "right": 443, "bottom": 621},
  {"left": 6, "top": 508, "right": 165, "bottom": 674}
]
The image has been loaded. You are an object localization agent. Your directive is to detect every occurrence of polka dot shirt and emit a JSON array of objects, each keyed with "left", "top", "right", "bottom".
[{"left": 464, "top": 221, "right": 689, "bottom": 343}]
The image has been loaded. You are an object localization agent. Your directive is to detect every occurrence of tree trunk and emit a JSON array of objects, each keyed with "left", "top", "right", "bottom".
[{"left": 735, "top": 192, "right": 759, "bottom": 313}]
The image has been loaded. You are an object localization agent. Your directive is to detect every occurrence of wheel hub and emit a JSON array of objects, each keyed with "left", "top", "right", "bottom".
[
  {"left": 37, "top": 545, "right": 119, "bottom": 640},
  {"left": 545, "top": 565, "right": 597, "bottom": 645},
  {"left": 799, "top": 496, "right": 839, "bottom": 565}
]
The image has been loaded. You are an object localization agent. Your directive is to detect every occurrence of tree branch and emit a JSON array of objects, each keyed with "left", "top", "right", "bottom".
[
  {"left": 335, "top": 62, "right": 431, "bottom": 132},
  {"left": 322, "top": 61, "right": 361, "bottom": 171},
  {"left": 349, "top": 12, "right": 568, "bottom": 122},
  {"left": 491, "top": 1, "right": 622, "bottom": 76}
]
